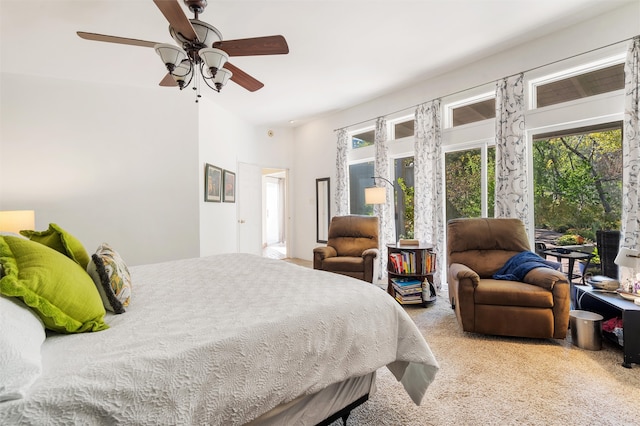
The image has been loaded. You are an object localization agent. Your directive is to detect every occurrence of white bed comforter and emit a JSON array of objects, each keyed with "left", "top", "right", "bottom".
[{"left": 0, "top": 254, "right": 438, "bottom": 425}]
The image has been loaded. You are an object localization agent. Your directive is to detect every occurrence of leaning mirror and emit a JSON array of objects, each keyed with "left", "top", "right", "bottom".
[{"left": 316, "top": 178, "right": 330, "bottom": 243}]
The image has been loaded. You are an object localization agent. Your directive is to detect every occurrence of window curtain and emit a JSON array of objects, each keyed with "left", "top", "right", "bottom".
[
  {"left": 374, "top": 117, "right": 394, "bottom": 279},
  {"left": 494, "top": 73, "right": 530, "bottom": 232},
  {"left": 621, "top": 36, "right": 640, "bottom": 281},
  {"left": 413, "top": 100, "right": 444, "bottom": 290},
  {"left": 335, "top": 128, "right": 349, "bottom": 216}
]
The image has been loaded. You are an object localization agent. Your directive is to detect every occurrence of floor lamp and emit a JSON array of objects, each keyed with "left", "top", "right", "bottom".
[{"left": 364, "top": 176, "right": 398, "bottom": 239}]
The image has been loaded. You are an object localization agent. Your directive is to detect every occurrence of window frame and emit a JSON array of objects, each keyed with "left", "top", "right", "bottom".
[
  {"left": 527, "top": 53, "right": 626, "bottom": 110},
  {"left": 443, "top": 90, "right": 495, "bottom": 129}
]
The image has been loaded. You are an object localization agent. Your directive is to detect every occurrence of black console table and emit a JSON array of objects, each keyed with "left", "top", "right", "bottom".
[{"left": 575, "top": 285, "right": 640, "bottom": 368}]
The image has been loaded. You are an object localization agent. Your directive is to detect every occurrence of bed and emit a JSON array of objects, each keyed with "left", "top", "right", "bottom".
[{"left": 1, "top": 242, "right": 439, "bottom": 425}]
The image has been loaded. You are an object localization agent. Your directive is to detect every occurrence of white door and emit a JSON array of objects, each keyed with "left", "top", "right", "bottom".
[{"left": 237, "top": 162, "right": 262, "bottom": 255}]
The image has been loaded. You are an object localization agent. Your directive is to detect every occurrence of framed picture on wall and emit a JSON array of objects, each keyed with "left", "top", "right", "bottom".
[
  {"left": 223, "top": 170, "right": 236, "bottom": 203},
  {"left": 205, "top": 163, "right": 222, "bottom": 202}
]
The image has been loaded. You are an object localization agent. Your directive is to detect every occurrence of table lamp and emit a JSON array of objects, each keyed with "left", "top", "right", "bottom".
[
  {"left": 0, "top": 210, "right": 35, "bottom": 234},
  {"left": 615, "top": 247, "right": 640, "bottom": 293},
  {"left": 614, "top": 247, "right": 640, "bottom": 269}
]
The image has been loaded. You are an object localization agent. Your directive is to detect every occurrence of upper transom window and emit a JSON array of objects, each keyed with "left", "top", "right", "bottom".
[
  {"left": 351, "top": 129, "right": 375, "bottom": 149},
  {"left": 445, "top": 92, "right": 496, "bottom": 128},
  {"left": 530, "top": 54, "right": 625, "bottom": 109},
  {"left": 536, "top": 63, "right": 624, "bottom": 108}
]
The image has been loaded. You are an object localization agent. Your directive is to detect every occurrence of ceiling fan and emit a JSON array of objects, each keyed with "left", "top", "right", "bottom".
[{"left": 77, "top": 0, "right": 289, "bottom": 97}]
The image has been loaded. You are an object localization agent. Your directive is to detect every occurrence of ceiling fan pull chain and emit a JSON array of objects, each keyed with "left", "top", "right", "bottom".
[{"left": 193, "top": 64, "right": 201, "bottom": 103}]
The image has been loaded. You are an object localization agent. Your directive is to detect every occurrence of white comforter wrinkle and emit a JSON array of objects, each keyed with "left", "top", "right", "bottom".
[{"left": 0, "top": 254, "right": 438, "bottom": 425}]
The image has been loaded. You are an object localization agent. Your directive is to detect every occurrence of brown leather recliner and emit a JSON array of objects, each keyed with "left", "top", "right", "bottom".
[
  {"left": 313, "top": 215, "right": 379, "bottom": 283},
  {"left": 447, "top": 218, "right": 570, "bottom": 339}
]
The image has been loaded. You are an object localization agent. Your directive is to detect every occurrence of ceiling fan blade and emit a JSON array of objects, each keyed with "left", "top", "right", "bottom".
[
  {"left": 77, "top": 32, "right": 158, "bottom": 48},
  {"left": 159, "top": 73, "right": 178, "bottom": 87},
  {"left": 224, "top": 63, "right": 264, "bottom": 92},
  {"left": 153, "top": 0, "right": 198, "bottom": 42},
  {"left": 214, "top": 35, "right": 289, "bottom": 56}
]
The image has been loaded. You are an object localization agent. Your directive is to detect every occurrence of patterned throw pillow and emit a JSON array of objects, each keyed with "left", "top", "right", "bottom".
[{"left": 87, "top": 243, "right": 131, "bottom": 314}]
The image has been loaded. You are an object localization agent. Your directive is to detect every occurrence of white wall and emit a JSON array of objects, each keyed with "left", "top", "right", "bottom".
[
  {"left": 0, "top": 73, "right": 200, "bottom": 266},
  {"left": 290, "top": 2, "right": 640, "bottom": 261},
  {"left": 0, "top": 73, "right": 297, "bottom": 265},
  {"left": 196, "top": 95, "right": 296, "bottom": 257}
]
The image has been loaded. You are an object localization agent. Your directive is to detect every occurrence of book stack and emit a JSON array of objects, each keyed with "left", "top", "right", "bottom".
[
  {"left": 391, "top": 277, "right": 423, "bottom": 304},
  {"left": 389, "top": 251, "right": 436, "bottom": 275},
  {"left": 421, "top": 251, "right": 436, "bottom": 274},
  {"left": 389, "top": 251, "right": 417, "bottom": 274}
]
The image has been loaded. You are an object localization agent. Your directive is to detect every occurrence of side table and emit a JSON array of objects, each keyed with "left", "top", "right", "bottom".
[
  {"left": 575, "top": 285, "right": 640, "bottom": 368},
  {"left": 542, "top": 248, "right": 593, "bottom": 308}
]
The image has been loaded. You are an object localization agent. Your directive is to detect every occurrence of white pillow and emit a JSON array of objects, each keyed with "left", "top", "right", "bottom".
[{"left": 0, "top": 295, "right": 46, "bottom": 401}]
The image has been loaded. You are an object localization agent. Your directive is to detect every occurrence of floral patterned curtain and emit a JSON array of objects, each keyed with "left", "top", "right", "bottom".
[
  {"left": 335, "top": 128, "right": 349, "bottom": 216},
  {"left": 621, "top": 36, "right": 640, "bottom": 281},
  {"left": 413, "top": 100, "right": 444, "bottom": 290},
  {"left": 374, "top": 117, "right": 394, "bottom": 279},
  {"left": 494, "top": 73, "right": 530, "bottom": 232}
]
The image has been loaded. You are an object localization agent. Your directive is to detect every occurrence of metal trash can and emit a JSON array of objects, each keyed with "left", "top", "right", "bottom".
[{"left": 570, "top": 310, "right": 604, "bottom": 351}]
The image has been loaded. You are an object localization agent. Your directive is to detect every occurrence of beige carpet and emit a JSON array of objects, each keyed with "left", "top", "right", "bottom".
[{"left": 329, "top": 293, "right": 640, "bottom": 426}]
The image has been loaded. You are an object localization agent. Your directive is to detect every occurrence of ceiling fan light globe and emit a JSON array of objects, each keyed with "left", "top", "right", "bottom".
[
  {"left": 213, "top": 68, "right": 233, "bottom": 91},
  {"left": 154, "top": 43, "right": 187, "bottom": 72},
  {"left": 199, "top": 48, "right": 229, "bottom": 76},
  {"left": 171, "top": 59, "right": 193, "bottom": 88}
]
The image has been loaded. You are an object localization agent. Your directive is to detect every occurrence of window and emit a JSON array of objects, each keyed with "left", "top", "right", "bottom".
[
  {"left": 530, "top": 55, "right": 625, "bottom": 109},
  {"left": 349, "top": 161, "right": 374, "bottom": 215},
  {"left": 347, "top": 157, "right": 414, "bottom": 239},
  {"left": 444, "top": 145, "right": 495, "bottom": 222},
  {"left": 394, "top": 156, "right": 415, "bottom": 238},
  {"left": 533, "top": 123, "right": 622, "bottom": 237},
  {"left": 393, "top": 119, "right": 414, "bottom": 139},
  {"left": 351, "top": 129, "right": 375, "bottom": 149},
  {"left": 445, "top": 92, "right": 496, "bottom": 128},
  {"left": 452, "top": 98, "right": 496, "bottom": 127}
]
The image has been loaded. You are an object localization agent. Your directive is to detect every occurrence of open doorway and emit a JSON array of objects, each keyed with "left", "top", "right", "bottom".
[{"left": 262, "top": 168, "right": 288, "bottom": 259}]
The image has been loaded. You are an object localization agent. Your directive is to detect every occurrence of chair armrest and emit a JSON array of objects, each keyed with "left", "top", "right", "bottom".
[
  {"left": 523, "top": 267, "right": 570, "bottom": 338},
  {"left": 448, "top": 263, "right": 480, "bottom": 331},
  {"left": 313, "top": 246, "right": 337, "bottom": 270},
  {"left": 362, "top": 248, "right": 379, "bottom": 283},
  {"left": 361, "top": 248, "right": 379, "bottom": 260},
  {"left": 522, "top": 267, "right": 568, "bottom": 291},
  {"left": 313, "top": 246, "right": 337, "bottom": 259},
  {"left": 449, "top": 263, "right": 480, "bottom": 288}
]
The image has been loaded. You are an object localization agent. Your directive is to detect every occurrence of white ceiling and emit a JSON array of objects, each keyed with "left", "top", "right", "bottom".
[{"left": 0, "top": 0, "right": 632, "bottom": 127}]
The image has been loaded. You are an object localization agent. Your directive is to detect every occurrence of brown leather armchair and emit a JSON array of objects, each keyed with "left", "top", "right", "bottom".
[
  {"left": 313, "top": 215, "right": 379, "bottom": 283},
  {"left": 447, "top": 218, "right": 570, "bottom": 339}
]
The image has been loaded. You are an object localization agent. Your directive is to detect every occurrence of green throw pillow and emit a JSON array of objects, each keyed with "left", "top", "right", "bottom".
[
  {"left": 20, "top": 223, "right": 90, "bottom": 269},
  {"left": 0, "top": 236, "right": 108, "bottom": 333}
]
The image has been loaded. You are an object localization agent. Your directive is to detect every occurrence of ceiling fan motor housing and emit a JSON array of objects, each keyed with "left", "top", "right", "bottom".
[
  {"left": 184, "top": 0, "right": 207, "bottom": 15},
  {"left": 169, "top": 19, "right": 222, "bottom": 57}
]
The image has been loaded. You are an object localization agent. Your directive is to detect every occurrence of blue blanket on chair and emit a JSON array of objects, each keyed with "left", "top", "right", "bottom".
[{"left": 493, "top": 251, "right": 557, "bottom": 281}]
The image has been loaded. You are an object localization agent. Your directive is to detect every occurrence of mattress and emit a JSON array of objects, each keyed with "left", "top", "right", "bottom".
[{"left": 0, "top": 254, "right": 438, "bottom": 425}]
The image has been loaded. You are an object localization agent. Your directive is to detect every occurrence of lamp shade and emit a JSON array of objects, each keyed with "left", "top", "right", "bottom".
[
  {"left": 0, "top": 210, "right": 35, "bottom": 234},
  {"left": 171, "top": 59, "right": 193, "bottom": 86},
  {"left": 614, "top": 247, "right": 640, "bottom": 268},
  {"left": 213, "top": 68, "right": 232, "bottom": 88},
  {"left": 154, "top": 43, "right": 187, "bottom": 71},
  {"left": 365, "top": 187, "right": 386, "bottom": 205},
  {"left": 199, "top": 48, "right": 229, "bottom": 76}
]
